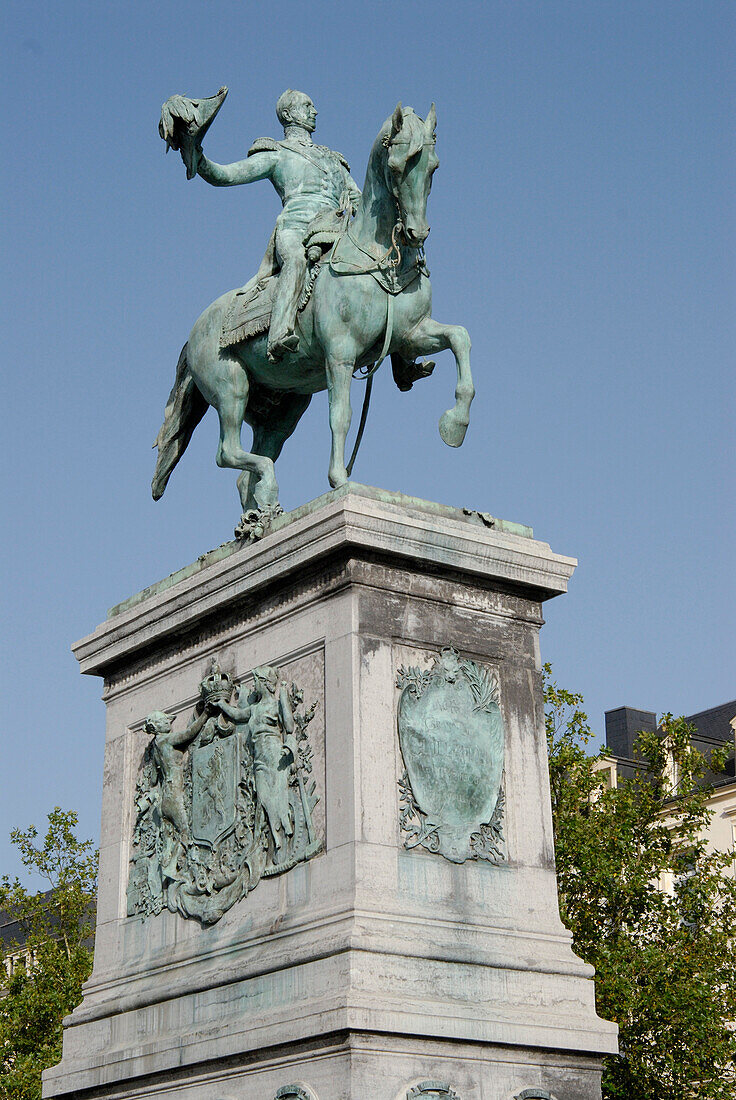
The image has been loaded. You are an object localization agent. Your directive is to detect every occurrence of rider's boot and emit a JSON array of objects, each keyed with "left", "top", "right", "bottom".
[{"left": 267, "top": 255, "right": 305, "bottom": 362}]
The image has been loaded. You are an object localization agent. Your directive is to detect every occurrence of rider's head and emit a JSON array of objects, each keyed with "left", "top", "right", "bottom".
[{"left": 276, "top": 89, "right": 317, "bottom": 134}]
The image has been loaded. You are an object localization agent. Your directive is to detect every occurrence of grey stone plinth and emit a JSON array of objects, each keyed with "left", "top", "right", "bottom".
[{"left": 46, "top": 485, "right": 616, "bottom": 1100}]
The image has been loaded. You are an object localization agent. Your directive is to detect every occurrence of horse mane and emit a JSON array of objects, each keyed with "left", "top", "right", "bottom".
[{"left": 359, "top": 106, "right": 430, "bottom": 214}]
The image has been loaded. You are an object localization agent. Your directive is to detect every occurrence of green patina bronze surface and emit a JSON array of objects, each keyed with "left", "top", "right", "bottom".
[
  {"left": 153, "top": 88, "right": 476, "bottom": 536},
  {"left": 127, "top": 659, "right": 321, "bottom": 925},
  {"left": 397, "top": 648, "right": 506, "bottom": 865},
  {"left": 406, "top": 1083, "right": 461, "bottom": 1099}
]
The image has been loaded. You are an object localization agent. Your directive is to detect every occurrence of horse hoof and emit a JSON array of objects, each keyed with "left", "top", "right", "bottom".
[
  {"left": 329, "top": 469, "right": 349, "bottom": 489},
  {"left": 439, "top": 409, "right": 469, "bottom": 448}
]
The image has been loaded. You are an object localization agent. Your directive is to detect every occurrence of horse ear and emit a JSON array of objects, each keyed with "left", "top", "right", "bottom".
[
  {"left": 391, "top": 101, "right": 403, "bottom": 139},
  {"left": 425, "top": 102, "right": 437, "bottom": 139}
]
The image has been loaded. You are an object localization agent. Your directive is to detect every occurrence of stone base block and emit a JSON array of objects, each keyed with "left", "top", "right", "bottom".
[
  {"left": 47, "top": 1031, "right": 606, "bottom": 1100},
  {"left": 45, "top": 485, "right": 616, "bottom": 1100}
]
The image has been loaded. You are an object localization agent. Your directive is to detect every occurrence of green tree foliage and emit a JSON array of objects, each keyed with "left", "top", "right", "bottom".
[
  {"left": 545, "top": 665, "right": 736, "bottom": 1100},
  {"left": 0, "top": 809, "right": 97, "bottom": 1100}
]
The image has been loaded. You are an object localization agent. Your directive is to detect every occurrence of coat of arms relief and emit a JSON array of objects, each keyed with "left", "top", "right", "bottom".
[
  {"left": 127, "top": 658, "right": 322, "bottom": 925},
  {"left": 396, "top": 647, "right": 506, "bottom": 865}
]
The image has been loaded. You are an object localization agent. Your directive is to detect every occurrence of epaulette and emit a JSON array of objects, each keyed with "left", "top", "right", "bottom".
[
  {"left": 334, "top": 150, "right": 351, "bottom": 171},
  {"left": 248, "top": 136, "right": 280, "bottom": 156}
]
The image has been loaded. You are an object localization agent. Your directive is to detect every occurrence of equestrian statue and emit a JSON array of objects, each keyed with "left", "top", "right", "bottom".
[{"left": 153, "top": 87, "right": 475, "bottom": 539}]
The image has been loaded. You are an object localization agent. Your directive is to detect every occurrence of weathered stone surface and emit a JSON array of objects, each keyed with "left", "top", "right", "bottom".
[{"left": 45, "top": 487, "right": 615, "bottom": 1100}]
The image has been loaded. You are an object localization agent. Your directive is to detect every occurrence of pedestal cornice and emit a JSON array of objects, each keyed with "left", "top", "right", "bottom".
[{"left": 73, "top": 484, "right": 575, "bottom": 678}]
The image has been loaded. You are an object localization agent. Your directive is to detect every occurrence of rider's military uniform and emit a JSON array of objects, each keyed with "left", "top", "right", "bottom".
[
  {"left": 247, "top": 137, "right": 361, "bottom": 358},
  {"left": 248, "top": 136, "right": 359, "bottom": 237}
]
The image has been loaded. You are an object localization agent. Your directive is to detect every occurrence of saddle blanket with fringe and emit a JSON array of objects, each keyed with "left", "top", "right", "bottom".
[
  {"left": 220, "top": 209, "right": 348, "bottom": 350},
  {"left": 221, "top": 277, "right": 277, "bottom": 349}
]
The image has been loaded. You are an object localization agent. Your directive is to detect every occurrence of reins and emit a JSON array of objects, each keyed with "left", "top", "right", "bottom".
[
  {"left": 328, "top": 135, "right": 431, "bottom": 476},
  {"left": 345, "top": 288, "right": 395, "bottom": 476},
  {"left": 330, "top": 214, "right": 407, "bottom": 477},
  {"left": 342, "top": 217, "right": 404, "bottom": 280}
]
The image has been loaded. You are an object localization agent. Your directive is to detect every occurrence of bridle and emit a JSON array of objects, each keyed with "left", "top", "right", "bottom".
[{"left": 327, "top": 133, "right": 435, "bottom": 475}]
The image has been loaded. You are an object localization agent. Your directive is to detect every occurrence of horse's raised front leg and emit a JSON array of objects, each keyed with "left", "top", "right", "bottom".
[
  {"left": 401, "top": 317, "right": 474, "bottom": 447},
  {"left": 325, "top": 354, "right": 355, "bottom": 488}
]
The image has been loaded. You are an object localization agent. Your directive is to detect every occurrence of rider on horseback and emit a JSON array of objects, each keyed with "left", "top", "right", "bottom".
[
  {"left": 188, "top": 89, "right": 361, "bottom": 362},
  {"left": 154, "top": 96, "right": 474, "bottom": 540}
]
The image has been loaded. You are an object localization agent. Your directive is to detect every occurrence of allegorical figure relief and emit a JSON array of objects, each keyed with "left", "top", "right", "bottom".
[
  {"left": 142, "top": 707, "right": 210, "bottom": 879},
  {"left": 219, "top": 665, "right": 298, "bottom": 853},
  {"left": 128, "top": 658, "right": 321, "bottom": 925}
]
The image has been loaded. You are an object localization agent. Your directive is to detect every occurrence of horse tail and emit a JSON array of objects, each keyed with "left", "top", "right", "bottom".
[{"left": 151, "top": 343, "right": 208, "bottom": 500}]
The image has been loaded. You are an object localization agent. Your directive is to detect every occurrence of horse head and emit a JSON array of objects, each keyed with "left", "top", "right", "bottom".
[{"left": 382, "top": 102, "right": 439, "bottom": 247}]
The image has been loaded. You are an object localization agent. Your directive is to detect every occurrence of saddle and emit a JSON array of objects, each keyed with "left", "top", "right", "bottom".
[
  {"left": 218, "top": 210, "right": 435, "bottom": 394},
  {"left": 220, "top": 207, "right": 349, "bottom": 350}
]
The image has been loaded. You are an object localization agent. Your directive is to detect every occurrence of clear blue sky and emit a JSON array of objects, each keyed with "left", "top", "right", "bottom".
[{"left": 1, "top": 1, "right": 734, "bottom": 879}]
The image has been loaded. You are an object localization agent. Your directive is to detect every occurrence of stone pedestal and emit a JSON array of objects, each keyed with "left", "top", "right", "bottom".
[{"left": 45, "top": 485, "right": 617, "bottom": 1100}]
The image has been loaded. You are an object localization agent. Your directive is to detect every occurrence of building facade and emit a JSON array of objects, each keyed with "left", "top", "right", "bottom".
[{"left": 596, "top": 700, "right": 736, "bottom": 876}]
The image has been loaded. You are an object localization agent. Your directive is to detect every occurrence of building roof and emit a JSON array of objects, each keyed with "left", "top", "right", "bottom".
[
  {"left": 0, "top": 890, "right": 56, "bottom": 952},
  {"left": 0, "top": 908, "right": 26, "bottom": 952},
  {"left": 604, "top": 700, "right": 736, "bottom": 790},
  {"left": 687, "top": 700, "right": 736, "bottom": 743}
]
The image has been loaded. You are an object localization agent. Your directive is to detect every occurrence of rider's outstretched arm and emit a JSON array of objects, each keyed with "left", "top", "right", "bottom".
[{"left": 197, "top": 149, "right": 277, "bottom": 187}]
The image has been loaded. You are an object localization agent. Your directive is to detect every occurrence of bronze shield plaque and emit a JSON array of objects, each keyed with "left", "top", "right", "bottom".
[
  {"left": 397, "top": 647, "right": 506, "bottom": 864},
  {"left": 191, "top": 734, "right": 240, "bottom": 847}
]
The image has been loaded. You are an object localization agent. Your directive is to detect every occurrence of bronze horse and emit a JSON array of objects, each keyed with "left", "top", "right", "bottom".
[{"left": 152, "top": 104, "right": 474, "bottom": 530}]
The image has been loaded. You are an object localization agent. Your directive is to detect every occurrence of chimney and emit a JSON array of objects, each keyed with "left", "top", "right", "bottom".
[{"left": 605, "top": 707, "right": 658, "bottom": 759}]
